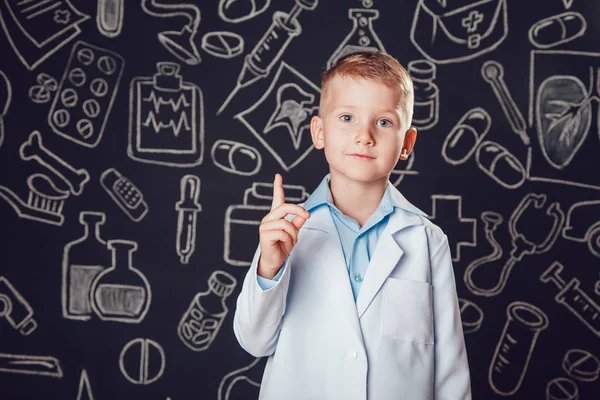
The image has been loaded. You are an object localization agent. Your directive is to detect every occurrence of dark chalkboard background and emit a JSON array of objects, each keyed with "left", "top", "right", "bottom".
[{"left": 1, "top": 0, "right": 600, "bottom": 399}]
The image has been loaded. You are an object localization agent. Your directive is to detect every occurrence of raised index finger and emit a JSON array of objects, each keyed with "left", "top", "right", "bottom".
[{"left": 271, "top": 173, "right": 285, "bottom": 210}]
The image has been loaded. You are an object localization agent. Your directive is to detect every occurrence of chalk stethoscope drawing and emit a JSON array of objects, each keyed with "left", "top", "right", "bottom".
[
  {"left": 465, "top": 193, "right": 564, "bottom": 297},
  {"left": 218, "top": 0, "right": 271, "bottom": 23},
  {"left": 489, "top": 301, "right": 549, "bottom": 396},
  {"left": 0, "top": 276, "right": 38, "bottom": 335},
  {"left": 0, "top": 0, "right": 89, "bottom": 70},
  {"left": 29, "top": 72, "right": 58, "bottom": 104},
  {"left": 540, "top": 261, "right": 600, "bottom": 338},
  {"left": 201, "top": 31, "right": 244, "bottom": 59},
  {"left": 141, "top": 0, "right": 201, "bottom": 65},
  {"left": 176, "top": 175, "right": 202, "bottom": 264},
  {"left": 97, "top": 0, "right": 124, "bottom": 38},
  {"left": 0, "top": 70, "right": 11, "bottom": 149},
  {"left": 218, "top": 358, "right": 266, "bottom": 400},
  {"left": 119, "top": 338, "right": 165, "bottom": 385},
  {"left": 429, "top": 195, "right": 477, "bottom": 262},
  {"left": 217, "top": 0, "right": 319, "bottom": 115},
  {"left": 0, "top": 353, "right": 63, "bottom": 377},
  {"left": 528, "top": 12, "right": 586, "bottom": 50},
  {"left": 562, "top": 200, "right": 600, "bottom": 258},
  {"left": 562, "top": 349, "right": 600, "bottom": 382},
  {"left": 100, "top": 168, "right": 149, "bottom": 222},
  {"left": 211, "top": 140, "right": 262, "bottom": 176},
  {"left": 76, "top": 369, "right": 94, "bottom": 400}
]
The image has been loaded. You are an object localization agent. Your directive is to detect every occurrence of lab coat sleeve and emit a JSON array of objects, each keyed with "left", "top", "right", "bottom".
[
  {"left": 430, "top": 231, "right": 472, "bottom": 400},
  {"left": 233, "top": 246, "right": 291, "bottom": 358}
]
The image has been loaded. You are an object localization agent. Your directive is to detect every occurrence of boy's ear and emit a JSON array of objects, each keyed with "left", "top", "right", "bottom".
[
  {"left": 400, "top": 127, "right": 417, "bottom": 160},
  {"left": 310, "top": 116, "right": 324, "bottom": 149}
]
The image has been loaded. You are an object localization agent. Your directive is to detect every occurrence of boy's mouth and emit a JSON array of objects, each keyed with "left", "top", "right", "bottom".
[{"left": 349, "top": 153, "right": 375, "bottom": 160}]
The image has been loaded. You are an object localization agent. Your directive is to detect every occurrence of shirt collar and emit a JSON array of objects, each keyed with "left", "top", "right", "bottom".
[{"left": 302, "top": 174, "right": 428, "bottom": 218}]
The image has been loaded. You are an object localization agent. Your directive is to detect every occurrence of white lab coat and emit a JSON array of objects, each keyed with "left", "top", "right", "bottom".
[{"left": 233, "top": 192, "right": 472, "bottom": 400}]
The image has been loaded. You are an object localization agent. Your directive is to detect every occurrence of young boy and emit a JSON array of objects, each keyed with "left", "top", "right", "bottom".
[{"left": 233, "top": 52, "right": 471, "bottom": 400}]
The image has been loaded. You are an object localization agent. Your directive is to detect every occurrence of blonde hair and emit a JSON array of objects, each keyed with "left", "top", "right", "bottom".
[{"left": 320, "top": 51, "right": 414, "bottom": 127}]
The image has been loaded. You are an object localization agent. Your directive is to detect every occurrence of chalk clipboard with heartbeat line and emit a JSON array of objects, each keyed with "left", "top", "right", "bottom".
[{"left": 128, "top": 62, "right": 205, "bottom": 167}]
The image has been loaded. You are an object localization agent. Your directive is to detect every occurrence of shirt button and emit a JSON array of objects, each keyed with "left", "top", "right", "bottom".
[
  {"left": 346, "top": 351, "right": 358, "bottom": 360},
  {"left": 354, "top": 273, "right": 364, "bottom": 282}
]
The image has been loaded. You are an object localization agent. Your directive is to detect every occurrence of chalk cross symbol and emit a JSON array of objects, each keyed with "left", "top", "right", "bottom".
[
  {"left": 429, "top": 196, "right": 477, "bottom": 262},
  {"left": 462, "top": 11, "right": 484, "bottom": 33}
]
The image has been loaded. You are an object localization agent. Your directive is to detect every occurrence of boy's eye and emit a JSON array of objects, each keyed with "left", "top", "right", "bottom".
[
  {"left": 340, "top": 114, "right": 353, "bottom": 122},
  {"left": 377, "top": 119, "right": 393, "bottom": 127}
]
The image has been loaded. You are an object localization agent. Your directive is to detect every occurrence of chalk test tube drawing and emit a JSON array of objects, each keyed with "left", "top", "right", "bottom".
[
  {"left": 119, "top": 338, "right": 165, "bottom": 385},
  {"left": 48, "top": 41, "right": 125, "bottom": 148},
  {"left": 0, "top": 276, "right": 38, "bottom": 335},
  {"left": 540, "top": 262, "right": 600, "bottom": 338},
  {"left": 408, "top": 60, "right": 439, "bottom": 130},
  {"left": 29, "top": 72, "right": 58, "bottom": 104},
  {"left": 100, "top": 168, "right": 149, "bottom": 222},
  {"left": 489, "top": 301, "right": 549, "bottom": 396},
  {"left": 176, "top": 175, "right": 202, "bottom": 264},
  {"left": 476, "top": 141, "right": 526, "bottom": 189},
  {"left": 562, "top": 200, "right": 600, "bottom": 258},
  {"left": 128, "top": 62, "right": 204, "bottom": 167},
  {"left": 141, "top": 0, "right": 201, "bottom": 65},
  {"left": 235, "top": 62, "right": 320, "bottom": 171},
  {"left": 89, "top": 240, "right": 151, "bottom": 323},
  {"left": 211, "top": 140, "right": 262, "bottom": 176},
  {"left": 97, "top": 0, "right": 124, "bottom": 38},
  {"left": 327, "top": 8, "right": 386, "bottom": 69},
  {"left": 77, "top": 369, "right": 94, "bottom": 400},
  {"left": 225, "top": 181, "right": 309, "bottom": 266},
  {"left": 482, "top": 60, "right": 530, "bottom": 145},
  {"left": 20, "top": 131, "right": 90, "bottom": 196},
  {"left": 201, "top": 31, "right": 244, "bottom": 59},
  {"left": 429, "top": 195, "right": 477, "bottom": 262},
  {"left": 0, "top": 70, "right": 11, "bottom": 149},
  {"left": 410, "top": 0, "right": 508, "bottom": 65},
  {"left": 528, "top": 12, "right": 586, "bottom": 50},
  {"left": 546, "top": 377, "right": 578, "bottom": 400},
  {"left": 562, "top": 349, "right": 600, "bottom": 382},
  {"left": 217, "top": 0, "right": 319, "bottom": 115},
  {"left": 465, "top": 193, "right": 564, "bottom": 297},
  {"left": 458, "top": 298, "right": 483, "bottom": 334},
  {"left": 62, "top": 212, "right": 111, "bottom": 321},
  {"left": 218, "top": 358, "right": 267, "bottom": 400},
  {"left": 178, "top": 270, "right": 237, "bottom": 351},
  {"left": 0, "top": 353, "right": 63, "bottom": 377},
  {"left": 218, "top": 0, "right": 270, "bottom": 23},
  {"left": 442, "top": 108, "right": 491, "bottom": 165},
  {"left": 0, "top": 0, "right": 88, "bottom": 70}
]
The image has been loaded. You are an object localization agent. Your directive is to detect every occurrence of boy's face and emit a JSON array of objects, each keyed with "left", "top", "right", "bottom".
[{"left": 310, "top": 75, "right": 416, "bottom": 186}]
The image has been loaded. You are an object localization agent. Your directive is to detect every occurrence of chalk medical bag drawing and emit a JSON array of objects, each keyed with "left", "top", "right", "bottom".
[{"left": 410, "top": 0, "right": 508, "bottom": 64}]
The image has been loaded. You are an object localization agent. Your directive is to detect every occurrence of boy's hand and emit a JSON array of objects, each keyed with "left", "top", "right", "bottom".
[{"left": 257, "top": 174, "right": 310, "bottom": 279}]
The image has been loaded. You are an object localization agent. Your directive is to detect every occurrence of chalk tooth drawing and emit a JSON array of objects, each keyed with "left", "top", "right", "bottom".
[
  {"left": 529, "top": 12, "right": 586, "bottom": 50},
  {"left": 562, "top": 349, "right": 600, "bottom": 382},
  {"left": 176, "top": 175, "right": 202, "bottom": 264},
  {"left": 465, "top": 193, "right": 564, "bottom": 297},
  {"left": 407, "top": 59, "right": 439, "bottom": 130},
  {"left": 20, "top": 131, "right": 90, "bottom": 196},
  {"left": 97, "top": 0, "right": 124, "bottom": 38},
  {"left": 178, "top": 271, "right": 237, "bottom": 351},
  {"left": 0, "top": 353, "right": 63, "bottom": 377},
  {"left": 489, "top": 301, "right": 549, "bottom": 396},
  {"left": 481, "top": 60, "right": 530, "bottom": 145},
  {"left": 29, "top": 72, "right": 58, "bottom": 104},
  {"left": 235, "top": 62, "right": 320, "bottom": 171},
  {"left": 119, "top": 338, "right": 165, "bottom": 385},
  {"left": 62, "top": 212, "right": 111, "bottom": 321},
  {"left": 217, "top": 1, "right": 318, "bottom": 115},
  {"left": 562, "top": 200, "right": 600, "bottom": 258},
  {"left": 0, "top": 70, "right": 11, "bottom": 149},
  {"left": 128, "top": 62, "right": 204, "bottom": 167},
  {"left": 0, "top": 276, "right": 38, "bottom": 335},
  {"left": 225, "top": 181, "right": 309, "bottom": 266},
  {"left": 48, "top": 41, "right": 125, "bottom": 148},
  {"left": 476, "top": 141, "right": 526, "bottom": 189},
  {"left": 201, "top": 31, "right": 244, "bottom": 59},
  {"left": 442, "top": 108, "right": 491, "bottom": 166},
  {"left": 540, "top": 261, "right": 600, "bottom": 338},
  {"left": 458, "top": 298, "right": 484, "bottom": 334},
  {"left": 218, "top": 358, "right": 267, "bottom": 400},
  {"left": 546, "top": 377, "right": 578, "bottom": 400},
  {"left": 218, "top": 0, "right": 270, "bottom": 23},
  {"left": 141, "top": 0, "right": 201, "bottom": 65},
  {"left": 429, "top": 195, "right": 477, "bottom": 262},
  {"left": 0, "top": 0, "right": 89, "bottom": 70},
  {"left": 76, "top": 369, "right": 94, "bottom": 400},
  {"left": 100, "top": 168, "right": 149, "bottom": 222},
  {"left": 390, "top": 150, "right": 418, "bottom": 187},
  {"left": 211, "top": 140, "right": 262, "bottom": 176},
  {"left": 90, "top": 240, "right": 151, "bottom": 324},
  {"left": 410, "top": 0, "right": 508, "bottom": 64},
  {"left": 327, "top": 8, "right": 386, "bottom": 69}
]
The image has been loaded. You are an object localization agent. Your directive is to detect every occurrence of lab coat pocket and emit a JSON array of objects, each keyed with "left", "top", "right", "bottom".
[{"left": 382, "top": 278, "right": 434, "bottom": 345}]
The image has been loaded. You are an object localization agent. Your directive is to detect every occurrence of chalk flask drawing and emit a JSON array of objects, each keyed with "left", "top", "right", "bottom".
[
  {"left": 62, "top": 212, "right": 110, "bottom": 320},
  {"left": 90, "top": 240, "right": 151, "bottom": 323}
]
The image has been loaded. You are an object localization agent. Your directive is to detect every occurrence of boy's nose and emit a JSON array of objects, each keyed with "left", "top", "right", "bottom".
[{"left": 354, "top": 126, "right": 375, "bottom": 146}]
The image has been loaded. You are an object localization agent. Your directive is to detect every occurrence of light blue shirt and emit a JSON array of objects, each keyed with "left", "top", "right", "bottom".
[{"left": 258, "top": 174, "right": 404, "bottom": 300}]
